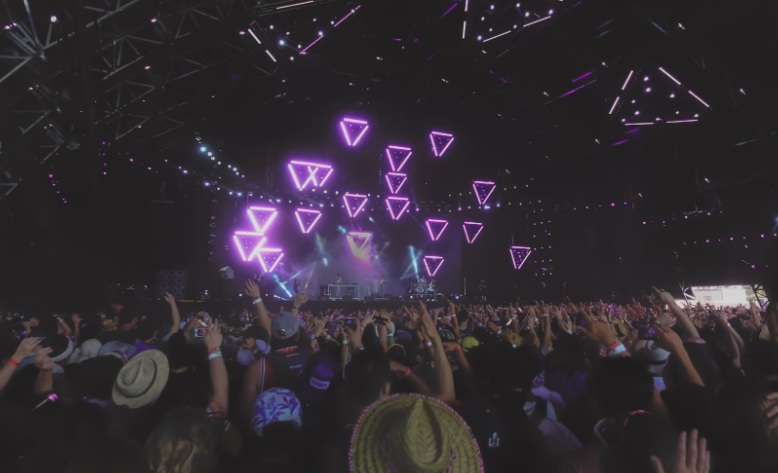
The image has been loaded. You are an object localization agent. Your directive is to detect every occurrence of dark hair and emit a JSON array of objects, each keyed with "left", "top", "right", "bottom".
[
  {"left": 42, "top": 334, "right": 70, "bottom": 359},
  {"left": 64, "top": 435, "right": 143, "bottom": 473},
  {"left": 345, "top": 347, "right": 391, "bottom": 406},
  {"left": 456, "top": 310, "right": 469, "bottom": 324},
  {"left": 245, "top": 325, "right": 270, "bottom": 344},
  {"left": 77, "top": 356, "right": 124, "bottom": 400},
  {"left": 622, "top": 413, "right": 678, "bottom": 473},
  {"left": 32, "top": 315, "right": 59, "bottom": 336},
  {"left": 589, "top": 357, "right": 655, "bottom": 417}
]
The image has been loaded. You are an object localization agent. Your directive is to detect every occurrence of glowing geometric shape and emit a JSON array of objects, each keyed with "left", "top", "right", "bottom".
[
  {"left": 423, "top": 256, "right": 444, "bottom": 277},
  {"left": 256, "top": 248, "right": 284, "bottom": 273},
  {"left": 386, "top": 146, "right": 412, "bottom": 172},
  {"left": 429, "top": 131, "right": 454, "bottom": 157},
  {"left": 509, "top": 246, "right": 532, "bottom": 270},
  {"left": 347, "top": 232, "right": 373, "bottom": 260},
  {"left": 425, "top": 219, "right": 449, "bottom": 241},
  {"left": 343, "top": 193, "right": 368, "bottom": 217},
  {"left": 384, "top": 172, "right": 407, "bottom": 194},
  {"left": 386, "top": 196, "right": 410, "bottom": 220},
  {"left": 247, "top": 206, "right": 278, "bottom": 235},
  {"left": 233, "top": 233, "right": 267, "bottom": 261},
  {"left": 288, "top": 160, "right": 333, "bottom": 191},
  {"left": 472, "top": 181, "right": 496, "bottom": 206},
  {"left": 340, "top": 117, "right": 369, "bottom": 146},
  {"left": 294, "top": 208, "right": 322, "bottom": 234},
  {"left": 462, "top": 221, "right": 483, "bottom": 244}
]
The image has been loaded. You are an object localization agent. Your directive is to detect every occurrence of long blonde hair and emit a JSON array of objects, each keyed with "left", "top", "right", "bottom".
[{"left": 145, "top": 407, "right": 217, "bottom": 473}]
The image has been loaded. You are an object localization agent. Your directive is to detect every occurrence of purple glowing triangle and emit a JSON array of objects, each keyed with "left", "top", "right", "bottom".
[
  {"left": 423, "top": 256, "right": 444, "bottom": 277},
  {"left": 384, "top": 172, "right": 407, "bottom": 194},
  {"left": 429, "top": 131, "right": 454, "bottom": 157},
  {"left": 294, "top": 209, "right": 322, "bottom": 234},
  {"left": 472, "top": 181, "right": 496, "bottom": 206},
  {"left": 343, "top": 193, "right": 368, "bottom": 217},
  {"left": 232, "top": 233, "right": 266, "bottom": 261},
  {"left": 247, "top": 207, "right": 278, "bottom": 235},
  {"left": 510, "top": 246, "right": 532, "bottom": 270},
  {"left": 256, "top": 248, "right": 284, "bottom": 273},
  {"left": 462, "top": 222, "right": 483, "bottom": 244},
  {"left": 425, "top": 219, "right": 448, "bottom": 241},
  {"left": 386, "top": 196, "right": 410, "bottom": 220},
  {"left": 340, "top": 118, "right": 369, "bottom": 146},
  {"left": 386, "top": 146, "right": 412, "bottom": 172}
]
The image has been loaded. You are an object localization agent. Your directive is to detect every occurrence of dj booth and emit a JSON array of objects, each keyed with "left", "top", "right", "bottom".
[
  {"left": 324, "top": 284, "right": 362, "bottom": 300},
  {"left": 323, "top": 284, "right": 444, "bottom": 302}
]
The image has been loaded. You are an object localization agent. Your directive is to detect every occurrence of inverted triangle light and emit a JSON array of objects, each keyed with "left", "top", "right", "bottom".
[
  {"left": 247, "top": 206, "right": 278, "bottom": 235},
  {"left": 384, "top": 172, "right": 407, "bottom": 194},
  {"left": 386, "top": 196, "right": 410, "bottom": 220},
  {"left": 256, "top": 248, "right": 284, "bottom": 273},
  {"left": 429, "top": 131, "right": 454, "bottom": 157},
  {"left": 340, "top": 117, "right": 369, "bottom": 146},
  {"left": 510, "top": 246, "right": 532, "bottom": 270},
  {"left": 347, "top": 232, "right": 372, "bottom": 260},
  {"left": 472, "top": 181, "right": 496, "bottom": 206},
  {"left": 288, "top": 160, "right": 333, "bottom": 190},
  {"left": 425, "top": 219, "right": 449, "bottom": 241},
  {"left": 295, "top": 208, "right": 322, "bottom": 233},
  {"left": 343, "top": 193, "right": 368, "bottom": 217},
  {"left": 423, "top": 256, "right": 444, "bottom": 277},
  {"left": 233, "top": 233, "right": 267, "bottom": 261},
  {"left": 462, "top": 221, "right": 483, "bottom": 244},
  {"left": 386, "top": 146, "right": 412, "bottom": 172}
]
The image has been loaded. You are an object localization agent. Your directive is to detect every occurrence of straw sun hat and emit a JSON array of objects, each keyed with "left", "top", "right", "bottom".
[
  {"left": 349, "top": 394, "right": 483, "bottom": 473},
  {"left": 112, "top": 349, "right": 169, "bottom": 408}
]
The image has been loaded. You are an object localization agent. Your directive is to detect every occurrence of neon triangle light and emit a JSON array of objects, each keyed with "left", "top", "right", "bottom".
[
  {"left": 386, "top": 145, "right": 412, "bottom": 172},
  {"left": 510, "top": 246, "right": 532, "bottom": 270},
  {"left": 294, "top": 208, "right": 322, "bottom": 234},
  {"left": 256, "top": 248, "right": 284, "bottom": 273},
  {"left": 425, "top": 219, "right": 449, "bottom": 241},
  {"left": 429, "top": 131, "right": 454, "bottom": 157},
  {"left": 347, "top": 231, "right": 373, "bottom": 260},
  {"left": 384, "top": 172, "right": 408, "bottom": 194},
  {"left": 423, "top": 256, "right": 444, "bottom": 277},
  {"left": 343, "top": 193, "right": 368, "bottom": 217},
  {"left": 233, "top": 233, "right": 267, "bottom": 261},
  {"left": 340, "top": 117, "right": 369, "bottom": 146},
  {"left": 462, "top": 221, "right": 483, "bottom": 244},
  {"left": 386, "top": 196, "right": 410, "bottom": 220},
  {"left": 472, "top": 181, "right": 496, "bottom": 206},
  {"left": 287, "top": 160, "right": 333, "bottom": 190},
  {"left": 247, "top": 206, "right": 278, "bottom": 235}
]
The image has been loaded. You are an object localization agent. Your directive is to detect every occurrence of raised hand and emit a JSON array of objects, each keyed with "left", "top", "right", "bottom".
[
  {"left": 652, "top": 286, "right": 676, "bottom": 305},
  {"left": 203, "top": 319, "right": 223, "bottom": 351},
  {"left": 575, "top": 311, "right": 619, "bottom": 346},
  {"left": 164, "top": 292, "right": 177, "bottom": 305},
  {"left": 313, "top": 318, "right": 326, "bottom": 337},
  {"left": 244, "top": 280, "right": 261, "bottom": 300},
  {"left": 293, "top": 291, "right": 308, "bottom": 309},
  {"left": 651, "top": 430, "right": 710, "bottom": 473},
  {"left": 653, "top": 323, "right": 684, "bottom": 354},
  {"left": 13, "top": 337, "right": 42, "bottom": 361},
  {"left": 33, "top": 346, "right": 54, "bottom": 371}
]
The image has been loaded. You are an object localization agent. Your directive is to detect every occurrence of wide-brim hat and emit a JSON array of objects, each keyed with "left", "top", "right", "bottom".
[
  {"left": 112, "top": 349, "right": 169, "bottom": 408},
  {"left": 349, "top": 394, "right": 483, "bottom": 473}
]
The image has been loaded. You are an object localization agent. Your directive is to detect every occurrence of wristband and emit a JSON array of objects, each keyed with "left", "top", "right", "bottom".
[
  {"left": 57, "top": 317, "right": 63, "bottom": 323},
  {"left": 606, "top": 342, "right": 626, "bottom": 357},
  {"left": 403, "top": 367, "right": 412, "bottom": 377},
  {"left": 208, "top": 347, "right": 220, "bottom": 355},
  {"left": 208, "top": 351, "right": 222, "bottom": 360},
  {"left": 567, "top": 329, "right": 573, "bottom": 334},
  {"left": 307, "top": 332, "right": 316, "bottom": 341},
  {"left": 425, "top": 339, "right": 433, "bottom": 347},
  {"left": 512, "top": 344, "right": 518, "bottom": 349},
  {"left": 252, "top": 298, "right": 263, "bottom": 304},
  {"left": 8, "top": 358, "right": 20, "bottom": 367},
  {"left": 497, "top": 329, "right": 502, "bottom": 335},
  {"left": 293, "top": 306, "right": 301, "bottom": 310},
  {"left": 342, "top": 339, "right": 348, "bottom": 345},
  {"left": 543, "top": 313, "right": 549, "bottom": 317},
  {"left": 454, "top": 345, "right": 461, "bottom": 351},
  {"left": 387, "top": 332, "right": 394, "bottom": 337},
  {"left": 353, "top": 344, "right": 364, "bottom": 351},
  {"left": 326, "top": 335, "right": 332, "bottom": 340}
]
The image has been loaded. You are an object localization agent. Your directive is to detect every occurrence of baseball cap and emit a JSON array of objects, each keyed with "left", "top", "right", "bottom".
[
  {"left": 299, "top": 352, "right": 338, "bottom": 408},
  {"left": 251, "top": 387, "right": 303, "bottom": 436},
  {"left": 271, "top": 312, "right": 300, "bottom": 340}
]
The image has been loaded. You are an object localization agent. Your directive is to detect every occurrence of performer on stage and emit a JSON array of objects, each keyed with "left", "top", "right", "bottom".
[
  {"left": 417, "top": 274, "right": 428, "bottom": 294},
  {"left": 380, "top": 275, "right": 386, "bottom": 296},
  {"left": 335, "top": 273, "right": 343, "bottom": 297},
  {"left": 478, "top": 279, "right": 487, "bottom": 301},
  {"left": 428, "top": 279, "right": 437, "bottom": 294}
]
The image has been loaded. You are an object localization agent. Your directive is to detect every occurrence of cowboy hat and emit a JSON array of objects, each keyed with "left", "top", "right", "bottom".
[
  {"left": 112, "top": 349, "right": 169, "bottom": 408},
  {"left": 349, "top": 394, "right": 483, "bottom": 473}
]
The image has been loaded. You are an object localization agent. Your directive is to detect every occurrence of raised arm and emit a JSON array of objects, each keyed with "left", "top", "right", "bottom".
[
  {"left": 420, "top": 301, "right": 455, "bottom": 402},
  {"left": 291, "top": 291, "right": 308, "bottom": 318},
  {"left": 244, "top": 279, "right": 271, "bottom": 335},
  {"left": 653, "top": 286, "right": 700, "bottom": 340},
  {"left": 204, "top": 320, "right": 228, "bottom": 410},
  {"left": 0, "top": 337, "right": 41, "bottom": 392},
  {"left": 654, "top": 323, "right": 704, "bottom": 387},
  {"left": 164, "top": 292, "right": 181, "bottom": 334}
]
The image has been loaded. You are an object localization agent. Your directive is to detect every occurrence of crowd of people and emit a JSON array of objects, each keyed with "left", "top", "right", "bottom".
[{"left": 1, "top": 278, "right": 777, "bottom": 473}]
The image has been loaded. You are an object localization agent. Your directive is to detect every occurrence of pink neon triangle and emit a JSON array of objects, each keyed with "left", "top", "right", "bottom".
[
  {"left": 384, "top": 172, "right": 407, "bottom": 194},
  {"left": 294, "top": 209, "right": 322, "bottom": 233},
  {"left": 256, "top": 249, "right": 284, "bottom": 273},
  {"left": 340, "top": 118, "right": 369, "bottom": 146},
  {"left": 472, "top": 181, "right": 496, "bottom": 206},
  {"left": 343, "top": 194, "right": 368, "bottom": 217},
  {"left": 510, "top": 246, "right": 532, "bottom": 270},
  {"left": 462, "top": 222, "right": 483, "bottom": 244},
  {"left": 233, "top": 233, "right": 266, "bottom": 261},
  {"left": 429, "top": 132, "right": 454, "bottom": 157},
  {"left": 423, "top": 256, "right": 444, "bottom": 277},
  {"left": 386, "top": 197, "right": 410, "bottom": 220},
  {"left": 287, "top": 162, "right": 332, "bottom": 190},
  {"left": 386, "top": 146, "right": 412, "bottom": 172},
  {"left": 425, "top": 219, "right": 448, "bottom": 241},
  {"left": 247, "top": 207, "right": 278, "bottom": 235}
]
